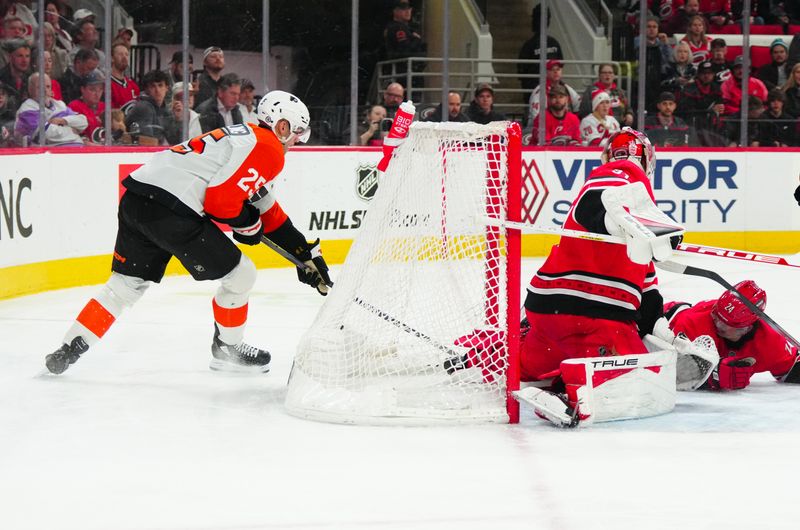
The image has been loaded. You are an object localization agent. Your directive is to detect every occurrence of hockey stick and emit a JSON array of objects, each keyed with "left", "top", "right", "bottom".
[
  {"left": 494, "top": 219, "right": 800, "bottom": 270},
  {"left": 260, "top": 235, "right": 334, "bottom": 288},
  {"left": 353, "top": 297, "right": 468, "bottom": 371},
  {"left": 656, "top": 260, "right": 800, "bottom": 351}
]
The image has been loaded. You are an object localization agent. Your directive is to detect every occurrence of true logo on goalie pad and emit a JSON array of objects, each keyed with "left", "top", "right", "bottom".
[
  {"left": 355, "top": 165, "right": 379, "bottom": 201},
  {"left": 590, "top": 358, "right": 639, "bottom": 369}
]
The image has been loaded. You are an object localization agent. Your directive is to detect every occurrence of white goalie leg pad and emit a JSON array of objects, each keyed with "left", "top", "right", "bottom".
[
  {"left": 214, "top": 254, "right": 257, "bottom": 345},
  {"left": 601, "top": 182, "right": 685, "bottom": 264},
  {"left": 513, "top": 387, "right": 579, "bottom": 428},
  {"left": 649, "top": 318, "right": 720, "bottom": 391},
  {"left": 64, "top": 273, "right": 150, "bottom": 345},
  {"left": 560, "top": 350, "right": 677, "bottom": 424}
]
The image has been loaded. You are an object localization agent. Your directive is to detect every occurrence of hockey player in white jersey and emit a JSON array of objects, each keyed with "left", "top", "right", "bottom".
[{"left": 45, "top": 90, "right": 331, "bottom": 375}]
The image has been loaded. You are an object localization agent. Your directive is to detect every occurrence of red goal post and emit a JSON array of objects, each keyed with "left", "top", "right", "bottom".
[{"left": 286, "top": 121, "right": 522, "bottom": 425}]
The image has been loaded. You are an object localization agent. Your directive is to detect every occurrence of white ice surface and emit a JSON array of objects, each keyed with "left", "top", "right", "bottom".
[{"left": 2, "top": 255, "right": 800, "bottom": 530}]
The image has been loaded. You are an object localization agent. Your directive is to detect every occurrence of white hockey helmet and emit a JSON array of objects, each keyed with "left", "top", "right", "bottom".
[
  {"left": 600, "top": 127, "right": 656, "bottom": 180},
  {"left": 256, "top": 90, "right": 311, "bottom": 144}
]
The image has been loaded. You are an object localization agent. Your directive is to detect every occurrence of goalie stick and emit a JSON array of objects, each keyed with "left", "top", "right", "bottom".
[
  {"left": 656, "top": 260, "right": 800, "bottom": 351},
  {"left": 492, "top": 220, "right": 800, "bottom": 270}
]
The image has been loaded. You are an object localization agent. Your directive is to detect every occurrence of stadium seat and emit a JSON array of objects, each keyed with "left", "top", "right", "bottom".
[{"left": 725, "top": 46, "right": 773, "bottom": 70}]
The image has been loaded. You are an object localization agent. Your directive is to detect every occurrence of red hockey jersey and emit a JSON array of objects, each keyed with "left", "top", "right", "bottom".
[
  {"left": 669, "top": 300, "right": 798, "bottom": 380},
  {"left": 526, "top": 159, "right": 659, "bottom": 322}
]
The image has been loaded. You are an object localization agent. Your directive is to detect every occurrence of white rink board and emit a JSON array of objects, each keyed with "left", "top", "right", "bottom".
[{"left": 2, "top": 147, "right": 799, "bottom": 270}]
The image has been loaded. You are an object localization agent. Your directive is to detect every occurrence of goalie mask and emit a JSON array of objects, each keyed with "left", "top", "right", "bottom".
[
  {"left": 257, "top": 90, "right": 311, "bottom": 144},
  {"left": 712, "top": 280, "right": 766, "bottom": 329},
  {"left": 601, "top": 127, "right": 656, "bottom": 180}
]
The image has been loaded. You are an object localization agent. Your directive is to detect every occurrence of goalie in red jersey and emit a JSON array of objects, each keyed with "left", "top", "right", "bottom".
[
  {"left": 45, "top": 90, "right": 331, "bottom": 375},
  {"left": 664, "top": 280, "right": 800, "bottom": 390},
  {"left": 509, "top": 128, "right": 717, "bottom": 426}
]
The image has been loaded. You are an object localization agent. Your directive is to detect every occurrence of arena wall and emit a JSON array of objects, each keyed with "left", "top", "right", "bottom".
[{"left": 2, "top": 145, "right": 799, "bottom": 299}]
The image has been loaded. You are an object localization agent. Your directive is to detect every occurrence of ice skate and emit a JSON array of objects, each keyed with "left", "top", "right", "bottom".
[
  {"left": 45, "top": 336, "right": 89, "bottom": 374},
  {"left": 210, "top": 326, "right": 271, "bottom": 373}
]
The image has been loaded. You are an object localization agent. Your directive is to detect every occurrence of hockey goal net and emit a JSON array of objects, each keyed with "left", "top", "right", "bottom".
[{"left": 285, "top": 121, "right": 522, "bottom": 424}]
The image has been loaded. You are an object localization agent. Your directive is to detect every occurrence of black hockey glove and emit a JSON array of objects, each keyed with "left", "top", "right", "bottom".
[
  {"left": 265, "top": 219, "right": 333, "bottom": 295},
  {"left": 296, "top": 239, "right": 332, "bottom": 296},
  {"left": 231, "top": 203, "right": 263, "bottom": 246},
  {"left": 794, "top": 184, "right": 800, "bottom": 206}
]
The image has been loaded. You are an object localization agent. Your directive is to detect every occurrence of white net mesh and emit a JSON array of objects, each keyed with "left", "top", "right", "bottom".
[{"left": 285, "top": 121, "right": 517, "bottom": 424}]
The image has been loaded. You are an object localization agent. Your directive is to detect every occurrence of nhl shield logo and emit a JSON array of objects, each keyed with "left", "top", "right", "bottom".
[{"left": 356, "top": 164, "right": 379, "bottom": 201}]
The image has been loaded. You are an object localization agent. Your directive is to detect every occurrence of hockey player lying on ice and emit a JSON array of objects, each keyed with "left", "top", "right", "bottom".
[
  {"left": 45, "top": 90, "right": 331, "bottom": 375},
  {"left": 664, "top": 280, "right": 800, "bottom": 390},
  {"left": 455, "top": 128, "right": 719, "bottom": 426}
]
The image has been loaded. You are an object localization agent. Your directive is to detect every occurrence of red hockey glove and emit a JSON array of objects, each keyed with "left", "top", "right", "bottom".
[{"left": 711, "top": 356, "right": 756, "bottom": 390}]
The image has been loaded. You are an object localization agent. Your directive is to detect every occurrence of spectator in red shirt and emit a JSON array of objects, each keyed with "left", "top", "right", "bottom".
[
  {"left": 721, "top": 55, "right": 769, "bottom": 115},
  {"left": 67, "top": 68, "right": 105, "bottom": 142},
  {"left": 109, "top": 42, "right": 139, "bottom": 110},
  {"left": 530, "top": 84, "right": 581, "bottom": 146}
]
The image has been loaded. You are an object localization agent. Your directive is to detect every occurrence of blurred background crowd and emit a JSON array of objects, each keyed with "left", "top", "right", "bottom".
[{"left": 1, "top": 0, "right": 799, "bottom": 149}]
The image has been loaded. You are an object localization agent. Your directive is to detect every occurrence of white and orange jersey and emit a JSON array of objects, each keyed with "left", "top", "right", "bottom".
[
  {"left": 579, "top": 113, "right": 620, "bottom": 146},
  {"left": 127, "top": 123, "right": 288, "bottom": 230},
  {"left": 526, "top": 160, "right": 658, "bottom": 321}
]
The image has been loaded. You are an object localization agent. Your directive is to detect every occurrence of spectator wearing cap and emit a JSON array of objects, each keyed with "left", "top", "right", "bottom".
[
  {"left": 678, "top": 60, "right": 725, "bottom": 145},
  {"left": 527, "top": 59, "right": 580, "bottom": 125},
  {"left": 759, "top": 89, "right": 796, "bottom": 146},
  {"left": 0, "top": 82, "right": 16, "bottom": 146},
  {"left": 164, "top": 51, "right": 194, "bottom": 105},
  {"left": 709, "top": 38, "right": 730, "bottom": 84},
  {"left": 1, "top": 16, "right": 27, "bottom": 69},
  {"left": 721, "top": 55, "right": 768, "bottom": 115},
  {"left": 0, "top": 39, "right": 31, "bottom": 108},
  {"left": 195, "top": 72, "right": 243, "bottom": 133},
  {"left": 635, "top": 15, "right": 672, "bottom": 112},
  {"left": 661, "top": 41, "right": 697, "bottom": 96},
  {"left": 114, "top": 28, "right": 134, "bottom": 48},
  {"left": 383, "top": 1, "right": 427, "bottom": 88},
  {"left": 466, "top": 83, "right": 506, "bottom": 125},
  {"left": 125, "top": 69, "right": 171, "bottom": 145},
  {"left": 44, "top": 2, "right": 73, "bottom": 52},
  {"left": 195, "top": 46, "right": 225, "bottom": 108},
  {"left": 579, "top": 90, "right": 620, "bottom": 146},
  {"left": 756, "top": 39, "right": 791, "bottom": 91},
  {"left": 72, "top": 8, "right": 95, "bottom": 25},
  {"left": 109, "top": 42, "right": 139, "bottom": 110},
  {"left": 725, "top": 95, "right": 766, "bottom": 147},
  {"left": 530, "top": 83, "right": 581, "bottom": 146},
  {"left": 381, "top": 81, "right": 405, "bottom": 119},
  {"left": 164, "top": 81, "right": 201, "bottom": 145},
  {"left": 15, "top": 72, "right": 86, "bottom": 147},
  {"left": 517, "top": 4, "right": 564, "bottom": 104},
  {"left": 423, "top": 91, "right": 469, "bottom": 123},
  {"left": 578, "top": 63, "right": 634, "bottom": 125},
  {"left": 781, "top": 63, "right": 800, "bottom": 117},
  {"left": 238, "top": 78, "right": 258, "bottom": 123},
  {"left": 5, "top": 1, "right": 37, "bottom": 44},
  {"left": 58, "top": 47, "right": 99, "bottom": 105},
  {"left": 67, "top": 18, "right": 104, "bottom": 68},
  {"left": 645, "top": 91, "right": 695, "bottom": 146},
  {"left": 68, "top": 69, "right": 105, "bottom": 141}
]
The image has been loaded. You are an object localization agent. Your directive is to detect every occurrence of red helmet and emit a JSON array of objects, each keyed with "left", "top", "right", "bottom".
[
  {"left": 712, "top": 280, "right": 766, "bottom": 328},
  {"left": 601, "top": 127, "right": 656, "bottom": 180}
]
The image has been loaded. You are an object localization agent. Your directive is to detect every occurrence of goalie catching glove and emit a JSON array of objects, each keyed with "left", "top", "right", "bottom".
[
  {"left": 264, "top": 219, "right": 332, "bottom": 296},
  {"left": 601, "top": 181, "right": 684, "bottom": 265}
]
